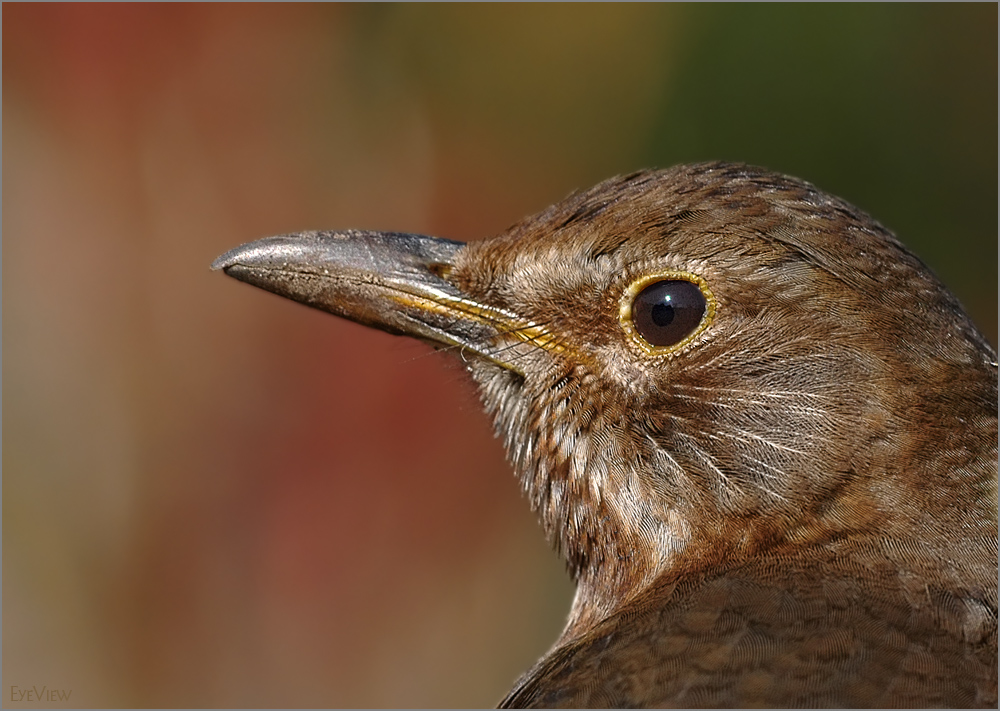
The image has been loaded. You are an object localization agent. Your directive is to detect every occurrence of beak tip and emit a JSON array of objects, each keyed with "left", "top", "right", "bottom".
[
  {"left": 212, "top": 245, "right": 251, "bottom": 273},
  {"left": 212, "top": 235, "right": 312, "bottom": 274}
]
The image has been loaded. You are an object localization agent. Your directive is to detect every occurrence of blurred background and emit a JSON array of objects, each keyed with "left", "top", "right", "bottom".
[{"left": 3, "top": 4, "right": 996, "bottom": 708}]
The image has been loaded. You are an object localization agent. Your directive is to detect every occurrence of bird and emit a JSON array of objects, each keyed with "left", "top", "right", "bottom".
[{"left": 213, "top": 162, "right": 998, "bottom": 707}]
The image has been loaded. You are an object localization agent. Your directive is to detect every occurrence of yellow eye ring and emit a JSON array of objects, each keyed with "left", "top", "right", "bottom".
[{"left": 619, "top": 271, "right": 716, "bottom": 354}]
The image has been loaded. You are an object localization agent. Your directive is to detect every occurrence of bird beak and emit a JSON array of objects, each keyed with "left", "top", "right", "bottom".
[{"left": 211, "top": 230, "right": 510, "bottom": 362}]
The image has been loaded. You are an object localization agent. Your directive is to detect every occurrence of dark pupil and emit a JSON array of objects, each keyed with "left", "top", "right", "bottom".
[
  {"left": 632, "top": 280, "right": 706, "bottom": 348},
  {"left": 651, "top": 302, "right": 675, "bottom": 327}
]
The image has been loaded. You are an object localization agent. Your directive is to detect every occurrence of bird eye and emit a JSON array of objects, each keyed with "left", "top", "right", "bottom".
[{"left": 628, "top": 278, "right": 709, "bottom": 349}]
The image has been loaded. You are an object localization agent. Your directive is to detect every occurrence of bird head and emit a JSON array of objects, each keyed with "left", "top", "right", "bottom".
[{"left": 214, "top": 162, "right": 997, "bottom": 629}]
